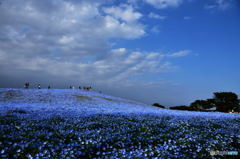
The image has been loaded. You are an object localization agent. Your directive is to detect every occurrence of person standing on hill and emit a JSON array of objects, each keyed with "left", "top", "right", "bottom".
[
  {"left": 37, "top": 84, "right": 41, "bottom": 89},
  {"left": 24, "top": 82, "right": 29, "bottom": 89},
  {"left": 48, "top": 85, "right": 51, "bottom": 89}
]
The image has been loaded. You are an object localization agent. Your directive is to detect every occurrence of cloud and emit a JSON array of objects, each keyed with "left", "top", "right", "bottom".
[
  {"left": 167, "top": 50, "right": 191, "bottom": 58},
  {"left": 104, "top": 4, "right": 142, "bottom": 23},
  {"left": 0, "top": 0, "right": 147, "bottom": 63},
  {"left": 0, "top": 0, "right": 188, "bottom": 81},
  {"left": 144, "top": 0, "right": 183, "bottom": 9},
  {"left": 0, "top": 0, "right": 191, "bottom": 105},
  {"left": 204, "top": 0, "right": 233, "bottom": 11},
  {"left": 0, "top": 45, "right": 181, "bottom": 83},
  {"left": 148, "top": 12, "right": 167, "bottom": 20}
]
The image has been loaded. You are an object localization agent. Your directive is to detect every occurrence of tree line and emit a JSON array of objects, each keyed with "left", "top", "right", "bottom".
[{"left": 152, "top": 92, "right": 240, "bottom": 113}]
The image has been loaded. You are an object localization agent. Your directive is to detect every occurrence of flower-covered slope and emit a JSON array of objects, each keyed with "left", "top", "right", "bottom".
[
  {"left": 0, "top": 88, "right": 240, "bottom": 158},
  {"left": 0, "top": 88, "right": 239, "bottom": 119}
]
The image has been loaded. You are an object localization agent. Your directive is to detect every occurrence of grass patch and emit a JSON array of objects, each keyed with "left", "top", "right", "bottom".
[
  {"left": 73, "top": 95, "right": 92, "bottom": 101},
  {"left": 98, "top": 97, "right": 117, "bottom": 102},
  {"left": 97, "top": 96, "right": 138, "bottom": 105}
]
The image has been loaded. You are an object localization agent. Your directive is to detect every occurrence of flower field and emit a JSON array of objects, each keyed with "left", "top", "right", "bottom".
[{"left": 0, "top": 88, "right": 239, "bottom": 158}]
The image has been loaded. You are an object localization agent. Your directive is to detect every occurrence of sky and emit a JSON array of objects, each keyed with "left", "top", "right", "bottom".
[{"left": 0, "top": 0, "right": 239, "bottom": 106}]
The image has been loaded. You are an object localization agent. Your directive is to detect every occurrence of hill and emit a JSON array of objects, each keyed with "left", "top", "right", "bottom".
[{"left": 0, "top": 88, "right": 238, "bottom": 119}]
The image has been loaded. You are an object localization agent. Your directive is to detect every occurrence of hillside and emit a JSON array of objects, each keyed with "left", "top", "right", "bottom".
[
  {"left": 0, "top": 88, "right": 239, "bottom": 158},
  {"left": 0, "top": 88, "right": 238, "bottom": 119}
]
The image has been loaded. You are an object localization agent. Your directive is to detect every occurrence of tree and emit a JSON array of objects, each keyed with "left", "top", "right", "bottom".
[
  {"left": 206, "top": 99, "right": 216, "bottom": 108},
  {"left": 190, "top": 99, "right": 215, "bottom": 110},
  {"left": 213, "top": 92, "right": 239, "bottom": 112},
  {"left": 170, "top": 105, "right": 194, "bottom": 111},
  {"left": 190, "top": 100, "right": 206, "bottom": 110},
  {"left": 152, "top": 103, "right": 165, "bottom": 108}
]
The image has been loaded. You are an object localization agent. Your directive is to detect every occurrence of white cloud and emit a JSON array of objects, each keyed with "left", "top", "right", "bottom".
[
  {"left": 167, "top": 50, "right": 191, "bottom": 57},
  {"left": 104, "top": 5, "right": 142, "bottom": 23},
  {"left": 58, "top": 36, "right": 74, "bottom": 44},
  {"left": 205, "top": 0, "right": 232, "bottom": 11},
  {"left": 144, "top": 0, "right": 183, "bottom": 9},
  {"left": 102, "top": 4, "right": 145, "bottom": 39},
  {"left": 111, "top": 48, "right": 127, "bottom": 54},
  {"left": 148, "top": 12, "right": 167, "bottom": 20},
  {"left": 0, "top": 45, "right": 186, "bottom": 84},
  {"left": 103, "top": 15, "right": 145, "bottom": 39},
  {"left": 0, "top": 0, "right": 146, "bottom": 61}
]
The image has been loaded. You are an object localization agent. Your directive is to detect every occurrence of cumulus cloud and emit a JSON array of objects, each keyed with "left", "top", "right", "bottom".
[
  {"left": 0, "top": 0, "right": 146, "bottom": 75},
  {"left": 144, "top": 0, "right": 183, "bottom": 9},
  {"left": 104, "top": 5, "right": 142, "bottom": 23},
  {"left": 0, "top": 0, "right": 189, "bottom": 80},
  {"left": 0, "top": 0, "right": 145, "bottom": 59}
]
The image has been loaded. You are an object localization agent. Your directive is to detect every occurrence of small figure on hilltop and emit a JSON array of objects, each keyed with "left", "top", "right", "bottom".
[
  {"left": 83, "top": 86, "right": 92, "bottom": 91},
  {"left": 24, "top": 82, "right": 29, "bottom": 89},
  {"left": 79, "top": 86, "right": 81, "bottom": 89},
  {"left": 48, "top": 85, "right": 51, "bottom": 89},
  {"left": 69, "top": 86, "right": 72, "bottom": 89},
  {"left": 37, "top": 84, "right": 41, "bottom": 89}
]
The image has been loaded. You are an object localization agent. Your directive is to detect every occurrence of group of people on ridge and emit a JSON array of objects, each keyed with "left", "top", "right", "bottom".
[
  {"left": 24, "top": 82, "right": 50, "bottom": 89},
  {"left": 24, "top": 82, "right": 92, "bottom": 91},
  {"left": 69, "top": 86, "right": 92, "bottom": 91},
  {"left": 24, "top": 82, "right": 30, "bottom": 89}
]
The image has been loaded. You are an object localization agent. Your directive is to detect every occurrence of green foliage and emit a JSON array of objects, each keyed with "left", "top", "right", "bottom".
[{"left": 152, "top": 103, "right": 165, "bottom": 108}]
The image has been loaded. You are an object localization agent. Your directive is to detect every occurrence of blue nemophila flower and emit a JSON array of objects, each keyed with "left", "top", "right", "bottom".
[{"left": 0, "top": 88, "right": 240, "bottom": 158}]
